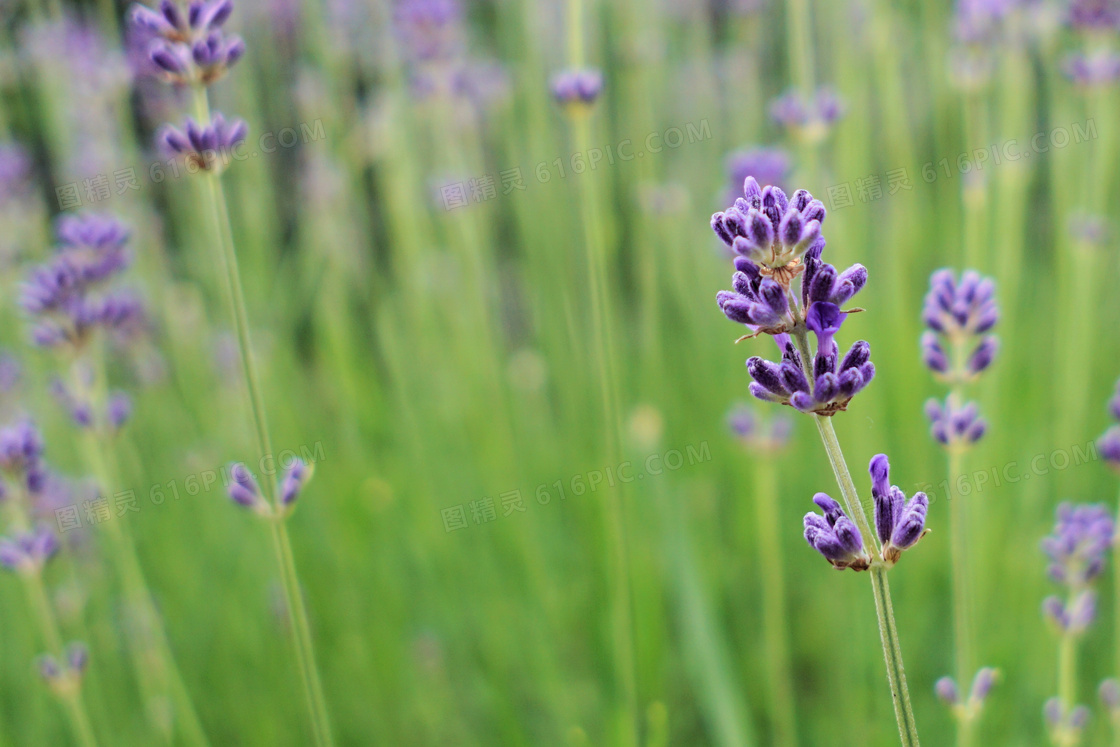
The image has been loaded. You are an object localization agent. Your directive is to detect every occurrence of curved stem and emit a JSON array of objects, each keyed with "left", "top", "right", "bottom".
[
  {"left": 814, "top": 415, "right": 921, "bottom": 747},
  {"left": 191, "top": 85, "right": 334, "bottom": 747}
]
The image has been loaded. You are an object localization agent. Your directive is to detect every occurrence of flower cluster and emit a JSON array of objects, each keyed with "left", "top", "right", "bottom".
[
  {"left": 1044, "top": 698, "right": 1091, "bottom": 745},
  {"left": 727, "top": 403, "right": 793, "bottom": 452},
  {"left": 550, "top": 68, "right": 604, "bottom": 110},
  {"left": 132, "top": 0, "right": 244, "bottom": 85},
  {"left": 1098, "top": 378, "right": 1120, "bottom": 472},
  {"left": 37, "top": 643, "right": 89, "bottom": 696},
  {"left": 0, "top": 421, "right": 72, "bottom": 571},
  {"left": 19, "top": 214, "right": 144, "bottom": 352},
  {"left": 159, "top": 114, "right": 248, "bottom": 172},
  {"left": 769, "top": 87, "right": 844, "bottom": 143},
  {"left": 713, "top": 178, "right": 873, "bottom": 416},
  {"left": 936, "top": 668, "right": 999, "bottom": 721},
  {"left": 131, "top": 0, "right": 249, "bottom": 176},
  {"left": 803, "top": 454, "right": 928, "bottom": 570},
  {"left": 227, "top": 459, "right": 313, "bottom": 519},
  {"left": 924, "top": 397, "right": 986, "bottom": 449},
  {"left": 921, "top": 269, "right": 999, "bottom": 382}
]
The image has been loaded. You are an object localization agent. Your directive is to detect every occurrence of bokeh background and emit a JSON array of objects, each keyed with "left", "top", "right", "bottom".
[{"left": 1, "top": 0, "right": 1120, "bottom": 744}]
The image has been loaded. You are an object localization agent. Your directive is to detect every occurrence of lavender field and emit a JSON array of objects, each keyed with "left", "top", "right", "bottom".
[{"left": 1, "top": 0, "right": 1120, "bottom": 745}]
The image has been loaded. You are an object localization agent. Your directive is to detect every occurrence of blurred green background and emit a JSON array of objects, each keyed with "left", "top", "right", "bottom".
[{"left": 1, "top": 0, "right": 1119, "bottom": 744}]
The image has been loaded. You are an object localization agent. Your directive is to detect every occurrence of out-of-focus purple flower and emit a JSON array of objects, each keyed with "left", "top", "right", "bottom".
[
  {"left": 130, "top": 0, "right": 235, "bottom": 42},
  {"left": 149, "top": 30, "right": 245, "bottom": 85},
  {"left": 869, "top": 453, "right": 929, "bottom": 564},
  {"left": 769, "top": 87, "right": 845, "bottom": 143},
  {"left": 1109, "top": 379, "right": 1120, "bottom": 422},
  {"left": 393, "top": 0, "right": 464, "bottom": 62},
  {"left": 1067, "top": 0, "right": 1120, "bottom": 31},
  {"left": 1045, "top": 698, "right": 1091, "bottom": 743},
  {"left": 160, "top": 114, "right": 249, "bottom": 172},
  {"left": 0, "top": 352, "right": 21, "bottom": 395},
  {"left": 551, "top": 68, "right": 604, "bottom": 109},
  {"left": 935, "top": 667, "right": 999, "bottom": 716},
  {"left": 921, "top": 269, "right": 999, "bottom": 383},
  {"left": 66, "top": 642, "right": 89, "bottom": 674},
  {"left": 228, "top": 462, "right": 266, "bottom": 513},
  {"left": 1099, "top": 427, "right": 1120, "bottom": 472},
  {"left": 725, "top": 147, "right": 790, "bottom": 201},
  {"left": 107, "top": 393, "right": 132, "bottom": 431},
  {"left": 1042, "top": 502, "right": 1114, "bottom": 587},
  {"left": 803, "top": 493, "right": 870, "bottom": 570},
  {"left": 0, "top": 421, "right": 45, "bottom": 477},
  {"left": 279, "top": 458, "right": 311, "bottom": 506},
  {"left": 1101, "top": 678, "right": 1120, "bottom": 716},
  {"left": 925, "top": 396, "right": 987, "bottom": 447},
  {"left": 0, "top": 143, "right": 33, "bottom": 208},
  {"left": 0, "top": 526, "right": 60, "bottom": 574},
  {"left": 1063, "top": 49, "right": 1120, "bottom": 87},
  {"left": 936, "top": 677, "right": 960, "bottom": 705},
  {"left": 727, "top": 403, "right": 793, "bottom": 451},
  {"left": 1044, "top": 590, "right": 1098, "bottom": 634}
]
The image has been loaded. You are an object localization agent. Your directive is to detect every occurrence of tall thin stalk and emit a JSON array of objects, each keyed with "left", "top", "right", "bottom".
[
  {"left": 946, "top": 443, "right": 974, "bottom": 747},
  {"left": 563, "top": 1, "right": 638, "bottom": 743},
  {"left": 191, "top": 87, "right": 335, "bottom": 747},
  {"left": 751, "top": 460, "right": 798, "bottom": 745},
  {"left": 803, "top": 358, "right": 921, "bottom": 747}
]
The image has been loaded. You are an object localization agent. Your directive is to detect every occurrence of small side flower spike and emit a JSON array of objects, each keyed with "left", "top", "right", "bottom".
[
  {"left": 803, "top": 493, "right": 870, "bottom": 571},
  {"left": 870, "top": 454, "right": 929, "bottom": 566}
]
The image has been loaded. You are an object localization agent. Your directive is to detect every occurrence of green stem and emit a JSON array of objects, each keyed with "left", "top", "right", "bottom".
[
  {"left": 752, "top": 461, "right": 798, "bottom": 746},
  {"left": 192, "top": 86, "right": 334, "bottom": 747},
  {"left": 785, "top": 0, "right": 816, "bottom": 94},
  {"left": 947, "top": 444, "right": 974, "bottom": 747},
  {"left": 814, "top": 415, "right": 921, "bottom": 747},
  {"left": 1057, "top": 631, "right": 1078, "bottom": 747},
  {"left": 22, "top": 572, "right": 98, "bottom": 747}
]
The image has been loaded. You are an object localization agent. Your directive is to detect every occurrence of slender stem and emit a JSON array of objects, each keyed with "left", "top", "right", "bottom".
[
  {"left": 1056, "top": 630, "right": 1078, "bottom": 747},
  {"left": 785, "top": 0, "right": 816, "bottom": 94},
  {"left": 752, "top": 460, "right": 798, "bottom": 746},
  {"left": 22, "top": 572, "right": 98, "bottom": 747},
  {"left": 564, "top": 1, "right": 638, "bottom": 742},
  {"left": 814, "top": 414, "right": 921, "bottom": 747},
  {"left": 192, "top": 86, "right": 334, "bottom": 746},
  {"left": 1114, "top": 482, "right": 1120, "bottom": 747},
  {"left": 72, "top": 347, "right": 210, "bottom": 746},
  {"left": 947, "top": 445, "right": 974, "bottom": 747}
]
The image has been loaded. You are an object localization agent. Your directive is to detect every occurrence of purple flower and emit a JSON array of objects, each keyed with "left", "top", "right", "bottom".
[
  {"left": 727, "top": 403, "right": 793, "bottom": 451},
  {"left": 1067, "top": 0, "right": 1120, "bottom": 31},
  {"left": 725, "top": 147, "right": 790, "bottom": 200},
  {"left": 0, "top": 421, "right": 45, "bottom": 477},
  {"left": 1100, "top": 678, "right": 1120, "bottom": 713},
  {"left": 1041, "top": 502, "right": 1114, "bottom": 587},
  {"left": 921, "top": 269, "right": 999, "bottom": 382},
  {"left": 550, "top": 68, "right": 604, "bottom": 108},
  {"left": 393, "top": 0, "right": 464, "bottom": 62},
  {"left": 935, "top": 677, "right": 960, "bottom": 705},
  {"left": 712, "top": 177, "right": 825, "bottom": 281},
  {"left": 160, "top": 114, "right": 249, "bottom": 172},
  {"left": 803, "top": 493, "right": 870, "bottom": 570},
  {"left": 769, "top": 86, "right": 845, "bottom": 142},
  {"left": 132, "top": 1, "right": 243, "bottom": 85},
  {"left": 925, "top": 396, "right": 987, "bottom": 447},
  {"left": 107, "top": 393, "right": 132, "bottom": 431},
  {"left": 1044, "top": 590, "right": 1098, "bottom": 634},
  {"left": 1108, "top": 378, "right": 1120, "bottom": 422},
  {"left": 279, "top": 458, "right": 311, "bottom": 506},
  {"left": 1063, "top": 50, "right": 1120, "bottom": 87},
  {"left": 869, "top": 454, "right": 929, "bottom": 564},
  {"left": 0, "top": 526, "right": 60, "bottom": 574},
  {"left": 1099, "top": 426, "right": 1120, "bottom": 473},
  {"left": 228, "top": 462, "right": 266, "bottom": 513}
]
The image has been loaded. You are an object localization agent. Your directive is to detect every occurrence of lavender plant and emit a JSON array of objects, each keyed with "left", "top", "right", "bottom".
[
  {"left": 0, "top": 421, "right": 97, "bottom": 747},
  {"left": 130, "top": 2, "right": 334, "bottom": 744},
  {"left": 1095, "top": 377, "right": 1120, "bottom": 745},
  {"left": 921, "top": 268, "right": 999, "bottom": 745},
  {"left": 19, "top": 212, "right": 208, "bottom": 743},
  {"left": 1041, "top": 503, "right": 1113, "bottom": 746},
  {"left": 713, "top": 176, "right": 924, "bottom": 745}
]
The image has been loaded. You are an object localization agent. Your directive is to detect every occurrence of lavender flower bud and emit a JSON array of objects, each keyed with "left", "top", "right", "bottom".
[
  {"left": 935, "top": 676, "right": 960, "bottom": 706},
  {"left": 550, "top": 68, "right": 603, "bottom": 110},
  {"left": 968, "top": 667, "right": 997, "bottom": 705},
  {"left": 967, "top": 337, "right": 998, "bottom": 375},
  {"left": 107, "top": 393, "right": 132, "bottom": 431},
  {"left": 1101, "top": 425, "right": 1120, "bottom": 473},
  {"left": 925, "top": 396, "right": 987, "bottom": 448},
  {"left": 160, "top": 114, "right": 248, "bottom": 173},
  {"left": 66, "top": 642, "right": 89, "bottom": 674},
  {"left": 770, "top": 86, "right": 845, "bottom": 143},
  {"left": 279, "top": 458, "right": 311, "bottom": 507},
  {"left": 228, "top": 462, "right": 267, "bottom": 514},
  {"left": 803, "top": 493, "right": 870, "bottom": 571},
  {"left": 1041, "top": 502, "right": 1114, "bottom": 587},
  {"left": 0, "top": 526, "right": 59, "bottom": 574}
]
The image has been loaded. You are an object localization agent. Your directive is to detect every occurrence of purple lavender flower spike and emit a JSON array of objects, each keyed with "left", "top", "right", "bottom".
[
  {"left": 1041, "top": 502, "right": 1114, "bottom": 587},
  {"left": 1099, "top": 426, "right": 1120, "bottom": 473},
  {"left": 867, "top": 454, "right": 930, "bottom": 564},
  {"left": 1067, "top": 0, "right": 1120, "bottom": 31},
  {"left": 550, "top": 68, "right": 604, "bottom": 110},
  {"left": 279, "top": 459, "right": 311, "bottom": 507},
  {"left": 160, "top": 113, "right": 248, "bottom": 173},
  {"left": 133, "top": 0, "right": 243, "bottom": 85},
  {"left": 969, "top": 668, "right": 998, "bottom": 705},
  {"left": 769, "top": 86, "right": 846, "bottom": 143},
  {"left": 921, "top": 268, "right": 998, "bottom": 383},
  {"left": 0, "top": 526, "right": 60, "bottom": 574},
  {"left": 803, "top": 493, "right": 870, "bottom": 570},
  {"left": 1063, "top": 50, "right": 1120, "bottom": 88},
  {"left": 925, "top": 396, "right": 987, "bottom": 448}
]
